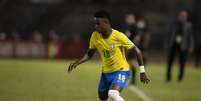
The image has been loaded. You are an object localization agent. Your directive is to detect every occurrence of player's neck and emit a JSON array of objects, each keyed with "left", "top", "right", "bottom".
[{"left": 102, "top": 28, "right": 112, "bottom": 39}]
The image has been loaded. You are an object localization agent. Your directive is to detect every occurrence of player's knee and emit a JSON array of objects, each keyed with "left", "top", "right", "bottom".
[
  {"left": 98, "top": 91, "right": 108, "bottom": 101},
  {"left": 108, "top": 90, "right": 120, "bottom": 99}
]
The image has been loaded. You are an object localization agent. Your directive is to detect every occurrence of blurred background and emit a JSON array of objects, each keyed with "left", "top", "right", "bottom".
[
  {"left": 0, "top": 0, "right": 200, "bottom": 61},
  {"left": 0, "top": 0, "right": 201, "bottom": 101}
]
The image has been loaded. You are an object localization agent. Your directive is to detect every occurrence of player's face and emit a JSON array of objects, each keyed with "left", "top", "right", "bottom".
[
  {"left": 179, "top": 11, "right": 188, "bottom": 23},
  {"left": 94, "top": 18, "right": 109, "bottom": 33},
  {"left": 125, "top": 14, "right": 136, "bottom": 25}
]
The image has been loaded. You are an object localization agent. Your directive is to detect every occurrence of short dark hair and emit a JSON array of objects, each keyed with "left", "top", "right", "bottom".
[{"left": 94, "top": 10, "right": 111, "bottom": 21}]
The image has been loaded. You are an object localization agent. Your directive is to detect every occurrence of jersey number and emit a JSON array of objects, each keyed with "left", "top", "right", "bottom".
[{"left": 118, "top": 74, "right": 126, "bottom": 83}]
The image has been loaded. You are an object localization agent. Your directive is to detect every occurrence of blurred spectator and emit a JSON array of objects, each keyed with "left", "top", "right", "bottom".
[
  {"left": 32, "top": 30, "right": 43, "bottom": 43},
  {"left": 137, "top": 19, "right": 150, "bottom": 65},
  {"left": 61, "top": 34, "right": 86, "bottom": 59},
  {"left": 0, "top": 32, "right": 13, "bottom": 57},
  {"left": 47, "top": 30, "right": 60, "bottom": 59},
  {"left": 11, "top": 31, "right": 20, "bottom": 42},
  {"left": 30, "top": 30, "right": 46, "bottom": 58},
  {"left": 48, "top": 30, "right": 59, "bottom": 42},
  {"left": 124, "top": 13, "right": 140, "bottom": 85},
  {"left": 11, "top": 31, "right": 20, "bottom": 58},
  {"left": 166, "top": 10, "right": 193, "bottom": 82},
  {"left": 125, "top": 13, "right": 140, "bottom": 44}
]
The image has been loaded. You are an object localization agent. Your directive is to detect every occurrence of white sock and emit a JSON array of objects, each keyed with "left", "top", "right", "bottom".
[{"left": 108, "top": 90, "right": 125, "bottom": 101}]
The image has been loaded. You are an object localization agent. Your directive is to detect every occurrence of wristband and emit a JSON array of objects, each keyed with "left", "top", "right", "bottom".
[{"left": 140, "top": 66, "right": 145, "bottom": 73}]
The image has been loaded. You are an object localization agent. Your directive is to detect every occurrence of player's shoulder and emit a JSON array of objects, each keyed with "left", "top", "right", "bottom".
[
  {"left": 112, "top": 29, "right": 126, "bottom": 36},
  {"left": 92, "top": 31, "right": 99, "bottom": 35},
  {"left": 112, "top": 29, "right": 127, "bottom": 38},
  {"left": 90, "top": 31, "right": 99, "bottom": 38}
]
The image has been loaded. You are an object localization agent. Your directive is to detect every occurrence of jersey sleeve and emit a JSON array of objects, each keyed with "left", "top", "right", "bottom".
[
  {"left": 89, "top": 32, "right": 96, "bottom": 49},
  {"left": 118, "top": 32, "right": 135, "bottom": 49}
]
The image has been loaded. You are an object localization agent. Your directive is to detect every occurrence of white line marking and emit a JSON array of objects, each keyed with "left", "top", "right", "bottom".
[{"left": 128, "top": 85, "right": 154, "bottom": 101}]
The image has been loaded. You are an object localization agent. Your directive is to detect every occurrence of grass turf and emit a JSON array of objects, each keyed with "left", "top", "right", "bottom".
[{"left": 0, "top": 59, "right": 200, "bottom": 101}]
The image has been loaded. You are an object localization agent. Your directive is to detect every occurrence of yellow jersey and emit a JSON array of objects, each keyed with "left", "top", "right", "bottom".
[{"left": 89, "top": 29, "right": 135, "bottom": 73}]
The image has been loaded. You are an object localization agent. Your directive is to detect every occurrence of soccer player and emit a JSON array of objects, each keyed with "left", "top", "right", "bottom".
[
  {"left": 68, "top": 10, "right": 150, "bottom": 101},
  {"left": 166, "top": 10, "right": 193, "bottom": 82}
]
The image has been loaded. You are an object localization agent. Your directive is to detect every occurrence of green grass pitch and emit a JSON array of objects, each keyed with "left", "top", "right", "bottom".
[{"left": 0, "top": 59, "right": 201, "bottom": 101}]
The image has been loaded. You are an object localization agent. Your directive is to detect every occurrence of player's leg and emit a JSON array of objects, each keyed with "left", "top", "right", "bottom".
[
  {"left": 128, "top": 53, "right": 137, "bottom": 85},
  {"left": 178, "top": 50, "right": 187, "bottom": 81},
  {"left": 141, "top": 48, "right": 147, "bottom": 65},
  {"left": 108, "top": 85, "right": 125, "bottom": 101},
  {"left": 108, "top": 71, "right": 130, "bottom": 101},
  {"left": 98, "top": 90, "right": 108, "bottom": 101},
  {"left": 128, "top": 60, "right": 137, "bottom": 85},
  {"left": 166, "top": 44, "right": 177, "bottom": 81},
  {"left": 98, "top": 74, "right": 109, "bottom": 101},
  {"left": 130, "top": 64, "right": 137, "bottom": 85},
  {"left": 142, "top": 51, "right": 148, "bottom": 65}
]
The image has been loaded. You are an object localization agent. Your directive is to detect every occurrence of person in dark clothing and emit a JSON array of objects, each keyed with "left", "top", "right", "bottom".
[
  {"left": 124, "top": 13, "right": 140, "bottom": 85},
  {"left": 166, "top": 10, "right": 193, "bottom": 82},
  {"left": 137, "top": 19, "right": 150, "bottom": 65}
]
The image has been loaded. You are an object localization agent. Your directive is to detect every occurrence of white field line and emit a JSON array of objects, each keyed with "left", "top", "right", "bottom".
[{"left": 128, "top": 85, "right": 154, "bottom": 101}]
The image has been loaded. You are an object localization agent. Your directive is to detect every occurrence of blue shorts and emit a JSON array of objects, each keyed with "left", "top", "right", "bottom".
[{"left": 98, "top": 71, "right": 130, "bottom": 92}]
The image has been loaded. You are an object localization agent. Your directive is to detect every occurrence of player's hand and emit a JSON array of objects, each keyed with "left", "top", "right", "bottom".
[
  {"left": 68, "top": 61, "right": 79, "bottom": 73},
  {"left": 140, "top": 72, "right": 150, "bottom": 84}
]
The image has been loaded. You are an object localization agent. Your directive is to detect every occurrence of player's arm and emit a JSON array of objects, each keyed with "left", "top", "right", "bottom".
[
  {"left": 68, "top": 48, "right": 96, "bottom": 72},
  {"left": 118, "top": 32, "right": 150, "bottom": 83},
  {"left": 128, "top": 46, "right": 150, "bottom": 84}
]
